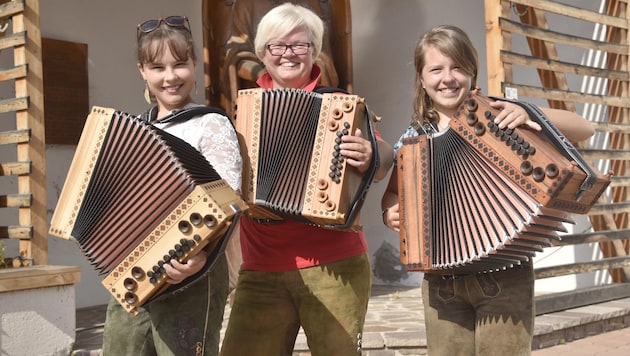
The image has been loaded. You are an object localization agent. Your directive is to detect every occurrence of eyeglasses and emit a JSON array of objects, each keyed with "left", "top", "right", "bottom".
[
  {"left": 266, "top": 42, "right": 311, "bottom": 56},
  {"left": 137, "top": 16, "right": 190, "bottom": 37}
]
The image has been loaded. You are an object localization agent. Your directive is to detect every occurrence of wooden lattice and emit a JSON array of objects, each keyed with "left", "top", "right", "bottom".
[
  {"left": 485, "top": 0, "right": 630, "bottom": 312},
  {"left": 0, "top": 0, "right": 46, "bottom": 267}
]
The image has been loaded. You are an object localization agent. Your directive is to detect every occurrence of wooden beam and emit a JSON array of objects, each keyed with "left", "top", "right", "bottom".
[
  {"left": 510, "top": 0, "right": 628, "bottom": 28},
  {"left": 0, "top": 96, "right": 29, "bottom": 114},
  {"left": 588, "top": 201, "right": 630, "bottom": 215},
  {"left": 0, "top": 129, "right": 30, "bottom": 145},
  {"left": 0, "top": 162, "right": 31, "bottom": 175},
  {"left": 0, "top": 64, "right": 28, "bottom": 82},
  {"left": 501, "top": 83, "right": 630, "bottom": 107},
  {"left": 484, "top": 0, "right": 507, "bottom": 96},
  {"left": 0, "top": 265, "right": 81, "bottom": 293},
  {"left": 535, "top": 256, "right": 630, "bottom": 279},
  {"left": 535, "top": 283, "right": 630, "bottom": 315},
  {"left": 14, "top": 0, "right": 47, "bottom": 265},
  {"left": 500, "top": 51, "right": 630, "bottom": 82},
  {"left": 0, "top": 193, "right": 31, "bottom": 208},
  {"left": 0, "top": 226, "right": 32, "bottom": 239},
  {"left": 500, "top": 18, "right": 628, "bottom": 55}
]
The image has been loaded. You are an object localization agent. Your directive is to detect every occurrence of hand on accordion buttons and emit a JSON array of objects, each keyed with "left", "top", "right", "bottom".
[
  {"left": 339, "top": 128, "right": 373, "bottom": 173},
  {"left": 163, "top": 251, "right": 208, "bottom": 285},
  {"left": 489, "top": 100, "right": 542, "bottom": 131}
]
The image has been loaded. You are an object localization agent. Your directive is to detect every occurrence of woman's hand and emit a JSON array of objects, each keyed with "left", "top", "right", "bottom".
[
  {"left": 340, "top": 128, "right": 373, "bottom": 173},
  {"left": 383, "top": 203, "right": 400, "bottom": 232},
  {"left": 163, "top": 252, "right": 208, "bottom": 285},
  {"left": 490, "top": 100, "right": 542, "bottom": 131}
]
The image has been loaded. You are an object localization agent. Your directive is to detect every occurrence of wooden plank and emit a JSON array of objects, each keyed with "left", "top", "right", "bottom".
[
  {"left": 500, "top": 51, "right": 630, "bottom": 82},
  {"left": 485, "top": 0, "right": 507, "bottom": 96},
  {"left": 588, "top": 201, "right": 630, "bottom": 215},
  {"left": 0, "top": 0, "right": 25, "bottom": 19},
  {"left": 510, "top": 0, "right": 628, "bottom": 29},
  {"left": 502, "top": 83, "right": 630, "bottom": 107},
  {"left": 553, "top": 228, "right": 630, "bottom": 246},
  {"left": 0, "top": 96, "right": 29, "bottom": 114},
  {"left": 0, "top": 162, "right": 31, "bottom": 175},
  {"left": 0, "top": 226, "right": 32, "bottom": 239},
  {"left": 0, "top": 193, "right": 31, "bottom": 208},
  {"left": 579, "top": 148, "right": 630, "bottom": 160},
  {"left": 500, "top": 18, "right": 628, "bottom": 55},
  {"left": 535, "top": 256, "right": 630, "bottom": 279},
  {"left": 609, "top": 176, "right": 630, "bottom": 188},
  {"left": 516, "top": 5, "right": 573, "bottom": 111},
  {"left": 0, "top": 129, "right": 30, "bottom": 145},
  {"left": 0, "top": 265, "right": 81, "bottom": 293},
  {"left": 535, "top": 283, "right": 630, "bottom": 315},
  {"left": 0, "top": 31, "right": 26, "bottom": 51},
  {"left": 591, "top": 122, "right": 630, "bottom": 134},
  {"left": 0, "top": 64, "right": 27, "bottom": 82},
  {"left": 14, "top": 0, "right": 47, "bottom": 265}
]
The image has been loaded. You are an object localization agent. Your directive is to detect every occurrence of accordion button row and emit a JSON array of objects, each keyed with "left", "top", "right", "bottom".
[
  {"left": 464, "top": 102, "right": 560, "bottom": 184},
  {"left": 328, "top": 121, "right": 352, "bottom": 184}
]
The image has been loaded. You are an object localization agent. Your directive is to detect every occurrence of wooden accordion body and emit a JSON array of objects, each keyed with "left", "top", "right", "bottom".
[
  {"left": 233, "top": 88, "right": 378, "bottom": 231},
  {"left": 49, "top": 106, "right": 248, "bottom": 314},
  {"left": 397, "top": 93, "right": 611, "bottom": 273}
]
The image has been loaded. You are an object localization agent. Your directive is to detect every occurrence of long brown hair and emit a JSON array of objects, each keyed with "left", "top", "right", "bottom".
[
  {"left": 137, "top": 23, "right": 196, "bottom": 66},
  {"left": 411, "top": 25, "right": 478, "bottom": 128}
]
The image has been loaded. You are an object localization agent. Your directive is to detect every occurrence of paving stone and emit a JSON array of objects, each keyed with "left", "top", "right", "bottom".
[{"left": 71, "top": 285, "right": 630, "bottom": 355}]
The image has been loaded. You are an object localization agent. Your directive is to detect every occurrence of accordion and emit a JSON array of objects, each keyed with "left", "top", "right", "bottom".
[
  {"left": 49, "top": 106, "right": 247, "bottom": 314},
  {"left": 397, "top": 92, "right": 611, "bottom": 273},
  {"left": 233, "top": 88, "right": 379, "bottom": 231}
]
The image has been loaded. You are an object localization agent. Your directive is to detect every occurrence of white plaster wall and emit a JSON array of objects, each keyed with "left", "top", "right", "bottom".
[
  {"left": 0, "top": 0, "right": 609, "bottom": 307},
  {"left": 0, "top": 286, "right": 75, "bottom": 356}
]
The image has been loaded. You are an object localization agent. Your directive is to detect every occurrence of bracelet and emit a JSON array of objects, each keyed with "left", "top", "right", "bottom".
[{"left": 381, "top": 208, "right": 389, "bottom": 226}]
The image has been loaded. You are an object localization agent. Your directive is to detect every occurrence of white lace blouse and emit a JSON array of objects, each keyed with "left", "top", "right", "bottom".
[{"left": 153, "top": 104, "right": 242, "bottom": 192}]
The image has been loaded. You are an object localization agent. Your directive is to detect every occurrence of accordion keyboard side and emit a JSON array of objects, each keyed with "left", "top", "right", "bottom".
[
  {"left": 49, "top": 106, "right": 116, "bottom": 240},
  {"left": 102, "top": 180, "right": 247, "bottom": 315},
  {"left": 452, "top": 93, "right": 609, "bottom": 214},
  {"left": 301, "top": 93, "right": 366, "bottom": 227},
  {"left": 397, "top": 136, "right": 433, "bottom": 271}
]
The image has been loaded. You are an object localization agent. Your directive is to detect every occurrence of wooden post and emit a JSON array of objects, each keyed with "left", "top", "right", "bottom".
[{"left": 13, "top": 0, "right": 46, "bottom": 265}]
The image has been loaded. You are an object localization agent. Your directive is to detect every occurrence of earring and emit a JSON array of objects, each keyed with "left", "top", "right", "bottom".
[{"left": 144, "top": 82, "right": 152, "bottom": 104}]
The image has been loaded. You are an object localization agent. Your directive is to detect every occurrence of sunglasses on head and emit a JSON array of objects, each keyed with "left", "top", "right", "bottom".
[{"left": 137, "top": 16, "right": 190, "bottom": 37}]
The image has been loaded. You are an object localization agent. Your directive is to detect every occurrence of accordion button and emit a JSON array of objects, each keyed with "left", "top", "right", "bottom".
[
  {"left": 532, "top": 167, "right": 545, "bottom": 182},
  {"left": 131, "top": 267, "right": 144, "bottom": 279},
  {"left": 466, "top": 112, "right": 477, "bottom": 125},
  {"left": 204, "top": 215, "right": 217, "bottom": 227},
  {"left": 317, "top": 179, "right": 328, "bottom": 190},
  {"left": 190, "top": 213, "right": 202, "bottom": 226},
  {"left": 123, "top": 278, "right": 137, "bottom": 291},
  {"left": 124, "top": 292, "right": 138, "bottom": 305}
]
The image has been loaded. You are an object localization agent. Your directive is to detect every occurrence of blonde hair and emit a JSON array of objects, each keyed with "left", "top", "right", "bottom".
[
  {"left": 412, "top": 25, "right": 478, "bottom": 127},
  {"left": 253, "top": 2, "right": 324, "bottom": 61}
]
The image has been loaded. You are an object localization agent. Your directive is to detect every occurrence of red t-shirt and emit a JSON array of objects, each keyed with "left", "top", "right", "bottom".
[{"left": 239, "top": 65, "right": 376, "bottom": 272}]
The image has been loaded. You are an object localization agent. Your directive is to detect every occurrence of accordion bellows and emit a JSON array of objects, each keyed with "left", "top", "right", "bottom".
[
  {"left": 49, "top": 106, "right": 247, "bottom": 314},
  {"left": 234, "top": 88, "right": 378, "bottom": 231},
  {"left": 397, "top": 93, "right": 611, "bottom": 273}
]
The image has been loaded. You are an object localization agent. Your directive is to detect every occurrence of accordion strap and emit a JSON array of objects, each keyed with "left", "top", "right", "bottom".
[{"left": 140, "top": 105, "right": 229, "bottom": 125}]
